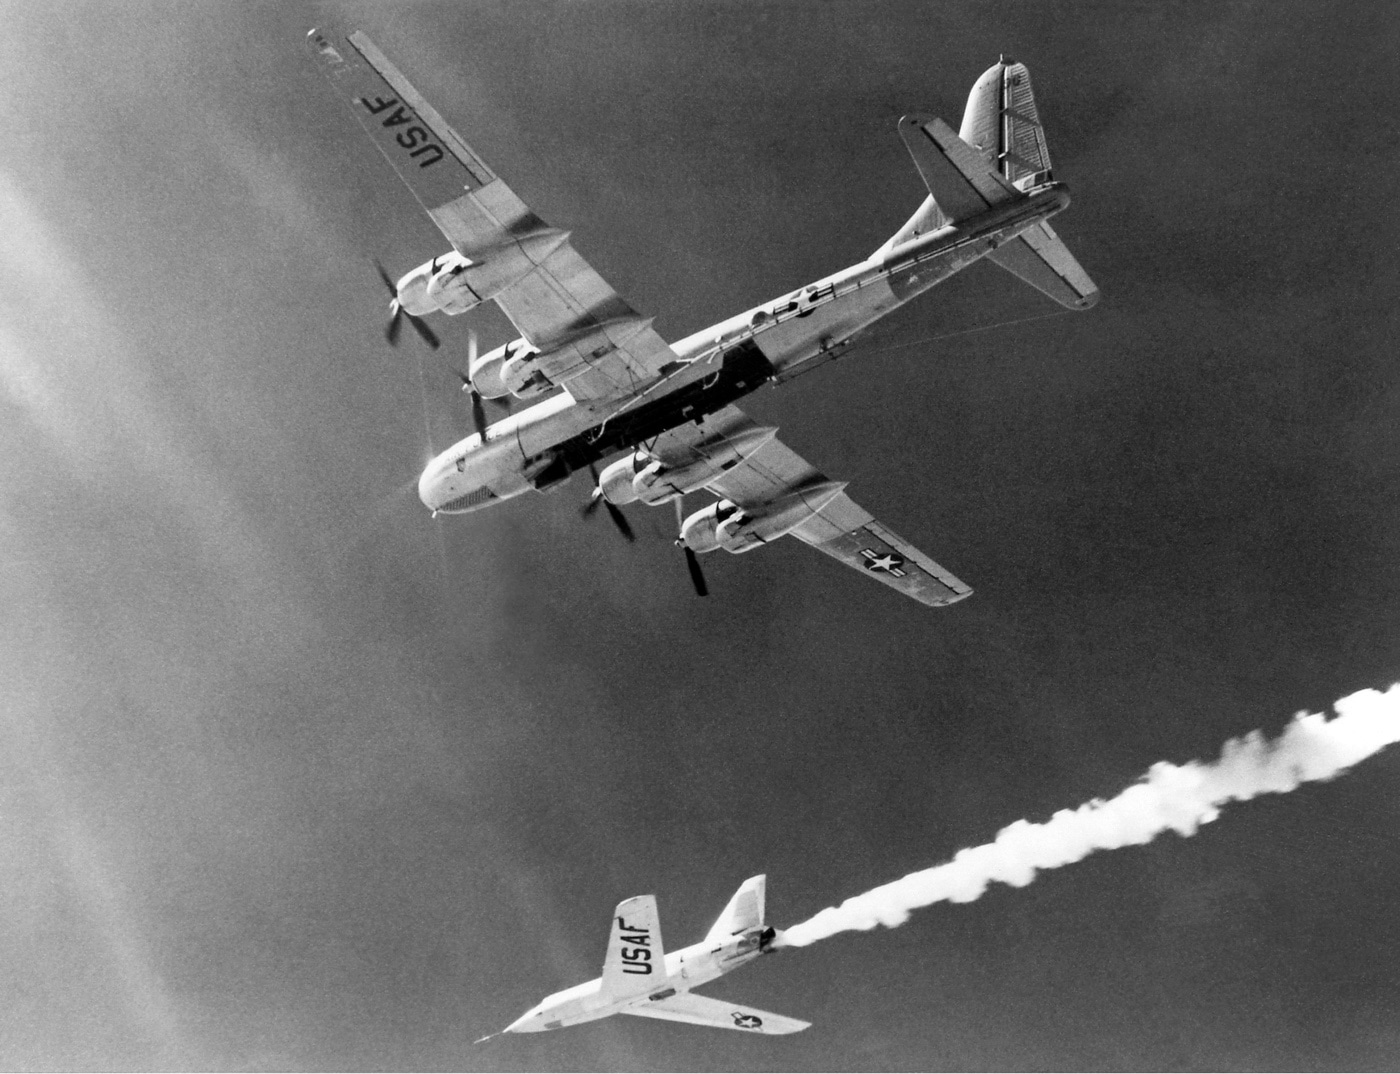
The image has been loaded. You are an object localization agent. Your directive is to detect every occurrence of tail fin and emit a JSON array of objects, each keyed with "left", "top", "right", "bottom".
[
  {"left": 960, "top": 58, "right": 1099, "bottom": 307},
  {"left": 600, "top": 895, "right": 666, "bottom": 1002},
  {"left": 704, "top": 875, "right": 766, "bottom": 944},
  {"left": 960, "top": 58, "right": 1053, "bottom": 188},
  {"left": 878, "top": 60, "right": 1098, "bottom": 308}
]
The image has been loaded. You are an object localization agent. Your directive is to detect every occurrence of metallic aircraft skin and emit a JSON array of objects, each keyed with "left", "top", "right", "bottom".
[
  {"left": 498, "top": 876, "right": 811, "bottom": 1036},
  {"left": 309, "top": 29, "right": 1098, "bottom": 605},
  {"left": 503, "top": 922, "right": 775, "bottom": 1032},
  {"left": 417, "top": 183, "right": 1070, "bottom": 514}
]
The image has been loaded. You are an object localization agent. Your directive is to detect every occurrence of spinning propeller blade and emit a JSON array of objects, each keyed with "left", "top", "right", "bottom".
[
  {"left": 581, "top": 463, "right": 634, "bottom": 541},
  {"left": 462, "top": 330, "right": 488, "bottom": 439},
  {"left": 407, "top": 312, "right": 441, "bottom": 350},
  {"left": 674, "top": 497, "right": 708, "bottom": 597},
  {"left": 374, "top": 259, "right": 440, "bottom": 350}
]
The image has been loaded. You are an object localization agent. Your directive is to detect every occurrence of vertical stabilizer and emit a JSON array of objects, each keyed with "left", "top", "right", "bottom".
[
  {"left": 960, "top": 58, "right": 1053, "bottom": 187},
  {"left": 600, "top": 895, "right": 667, "bottom": 1001},
  {"left": 704, "top": 875, "right": 767, "bottom": 943}
]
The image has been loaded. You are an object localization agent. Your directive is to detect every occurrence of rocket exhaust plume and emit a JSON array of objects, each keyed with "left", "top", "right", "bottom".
[{"left": 775, "top": 685, "right": 1400, "bottom": 948}]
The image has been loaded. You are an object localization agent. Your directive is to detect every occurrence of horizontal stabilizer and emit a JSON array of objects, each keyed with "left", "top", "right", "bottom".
[
  {"left": 897, "top": 114, "right": 1019, "bottom": 223},
  {"left": 601, "top": 895, "right": 666, "bottom": 1002},
  {"left": 704, "top": 876, "right": 766, "bottom": 944},
  {"left": 986, "top": 221, "right": 1099, "bottom": 309},
  {"left": 623, "top": 991, "right": 810, "bottom": 1034}
]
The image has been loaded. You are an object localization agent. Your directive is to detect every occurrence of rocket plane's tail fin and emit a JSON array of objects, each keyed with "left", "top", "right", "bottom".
[
  {"left": 704, "top": 875, "right": 766, "bottom": 944},
  {"left": 600, "top": 895, "right": 666, "bottom": 1002}
]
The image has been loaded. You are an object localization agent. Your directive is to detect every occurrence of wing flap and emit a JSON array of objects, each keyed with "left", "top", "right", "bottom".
[
  {"left": 494, "top": 244, "right": 681, "bottom": 401},
  {"left": 623, "top": 991, "right": 810, "bottom": 1034},
  {"left": 600, "top": 895, "right": 666, "bottom": 1003}
]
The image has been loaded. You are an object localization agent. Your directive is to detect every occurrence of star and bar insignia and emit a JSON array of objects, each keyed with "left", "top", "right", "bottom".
[
  {"left": 859, "top": 547, "right": 908, "bottom": 576},
  {"left": 732, "top": 1013, "right": 763, "bottom": 1029}
]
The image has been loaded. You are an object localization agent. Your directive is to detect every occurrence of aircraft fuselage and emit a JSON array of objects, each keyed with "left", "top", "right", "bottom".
[
  {"left": 417, "top": 184, "right": 1070, "bottom": 514},
  {"left": 505, "top": 926, "right": 775, "bottom": 1033}
]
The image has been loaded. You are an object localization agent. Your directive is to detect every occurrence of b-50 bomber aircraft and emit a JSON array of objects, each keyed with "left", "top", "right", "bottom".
[
  {"left": 308, "top": 30, "right": 1099, "bottom": 606},
  {"left": 484, "top": 875, "right": 807, "bottom": 1038}
]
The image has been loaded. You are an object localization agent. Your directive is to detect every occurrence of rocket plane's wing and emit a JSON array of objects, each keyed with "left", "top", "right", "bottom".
[{"left": 623, "top": 991, "right": 810, "bottom": 1034}]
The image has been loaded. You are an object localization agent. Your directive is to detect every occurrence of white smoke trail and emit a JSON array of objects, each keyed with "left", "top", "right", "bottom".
[{"left": 775, "top": 685, "right": 1400, "bottom": 948}]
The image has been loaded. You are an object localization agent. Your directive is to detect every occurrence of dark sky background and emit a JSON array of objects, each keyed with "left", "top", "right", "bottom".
[{"left": 3, "top": 2, "right": 1399, "bottom": 1070}]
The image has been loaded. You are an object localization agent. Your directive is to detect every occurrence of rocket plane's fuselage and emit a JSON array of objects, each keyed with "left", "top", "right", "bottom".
[
  {"left": 505, "top": 926, "right": 777, "bottom": 1033},
  {"left": 417, "top": 184, "right": 1071, "bottom": 516}
]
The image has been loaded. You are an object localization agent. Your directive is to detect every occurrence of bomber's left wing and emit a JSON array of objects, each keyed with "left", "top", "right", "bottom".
[
  {"left": 623, "top": 991, "right": 810, "bottom": 1035},
  {"left": 307, "top": 29, "right": 678, "bottom": 403},
  {"left": 650, "top": 406, "right": 972, "bottom": 607}
]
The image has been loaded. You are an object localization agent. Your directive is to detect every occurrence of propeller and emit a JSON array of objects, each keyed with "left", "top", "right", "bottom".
[
  {"left": 582, "top": 462, "right": 635, "bottom": 542},
  {"left": 462, "top": 330, "right": 488, "bottom": 440},
  {"left": 674, "top": 496, "right": 708, "bottom": 597},
  {"left": 375, "top": 260, "right": 440, "bottom": 350}
]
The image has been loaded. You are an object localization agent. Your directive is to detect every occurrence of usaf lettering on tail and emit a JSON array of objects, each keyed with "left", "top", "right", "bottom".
[
  {"left": 617, "top": 916, "right": 653, "bottom": 974},
  {"left": 491, "top": 876, "right": 812, "bottom": 1037},
  {"left": 308, "top": 29, "right": 1099, "bottom": 608}
]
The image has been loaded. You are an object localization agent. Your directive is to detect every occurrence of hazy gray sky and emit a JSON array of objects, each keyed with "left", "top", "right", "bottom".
[{"left": 2, "top": 2, "right": 1399, "bottom": 1070}]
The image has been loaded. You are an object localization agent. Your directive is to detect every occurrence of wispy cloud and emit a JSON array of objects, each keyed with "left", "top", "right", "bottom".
[{"left": 0, "top": 169, "right": 315, "bottom": 638}]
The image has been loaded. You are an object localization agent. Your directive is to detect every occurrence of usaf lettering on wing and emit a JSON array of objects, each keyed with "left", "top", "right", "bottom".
[
  {"left": 359, "top": 95, "right": 446, "bottom": 168},
  {"left": 617, "top": 916, "right": 653, "bottom": 975}
]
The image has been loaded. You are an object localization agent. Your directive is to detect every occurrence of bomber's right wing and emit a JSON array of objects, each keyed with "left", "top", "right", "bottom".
[
  {"left": 623, "top": 991, "right": 810, "bottom": 1035},
  {"left": 648, "top": 406, "right": 971, "bottom": 608}
]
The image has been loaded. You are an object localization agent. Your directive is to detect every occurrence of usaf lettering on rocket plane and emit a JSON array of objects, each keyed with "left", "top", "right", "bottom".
[
  {"left": 308, "top": 30, "right": 1099, "bottom": 606},
  {"left": 484, "top": 875, "right": 811, "bottom": 1037}
]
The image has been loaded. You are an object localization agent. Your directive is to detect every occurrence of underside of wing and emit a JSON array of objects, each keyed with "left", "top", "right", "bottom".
[
  {"left": 308, "top": 29, "right": 679, "bottom": 402},
  {"left": 622, "top": 991, "right": 810, "bottom": 1034},
  {"left": 789, "top": 498, "right": 972, "bottom": 607},
  {"left": 648, "top": 405, "right": 971, "bottom": 607}
]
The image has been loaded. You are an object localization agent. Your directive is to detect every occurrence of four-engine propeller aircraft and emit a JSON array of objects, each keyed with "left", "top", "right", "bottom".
[
  {"left": 487, "top": 875, "right": 808, "bottom": 1038},
  {"left": 308, "top": 30, "right": 1098, "bottom": 605}
]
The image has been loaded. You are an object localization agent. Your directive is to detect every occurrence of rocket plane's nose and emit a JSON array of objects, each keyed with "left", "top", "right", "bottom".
[{"left": 504, "top": 1008, "right": 547, "bottom": 1034}]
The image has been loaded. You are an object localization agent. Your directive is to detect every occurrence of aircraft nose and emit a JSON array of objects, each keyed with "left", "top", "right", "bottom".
[
  {"left": 417, "top": 456, "right": 445, "bottom": 511},
  {"left": 504, "top": 1010, "right": 545, "bottom": 1034}
]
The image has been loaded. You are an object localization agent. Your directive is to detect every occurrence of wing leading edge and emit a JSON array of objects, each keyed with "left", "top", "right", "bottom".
[{"left": 623, "top": 991, "right": 810, "bottom": 1034}]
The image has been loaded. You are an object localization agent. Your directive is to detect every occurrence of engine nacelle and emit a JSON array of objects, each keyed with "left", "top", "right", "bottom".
[
  {"left": 469, "top": 339, "right": 542, "bottom": 400},
  {"left": 500, "top": 345, "right": 555, "bottom": 400},
  {"left": 597, "top": 453, "right": 646, "bottom": 505},
  {"left": 681, "top": 480, "right": 847, "bottom": 554},
  {"left": 397, "top": 229, "right": 572, "bottom": 319},
  {"left": 632, "top": 425, "right": 778, "bottom": 506}
]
